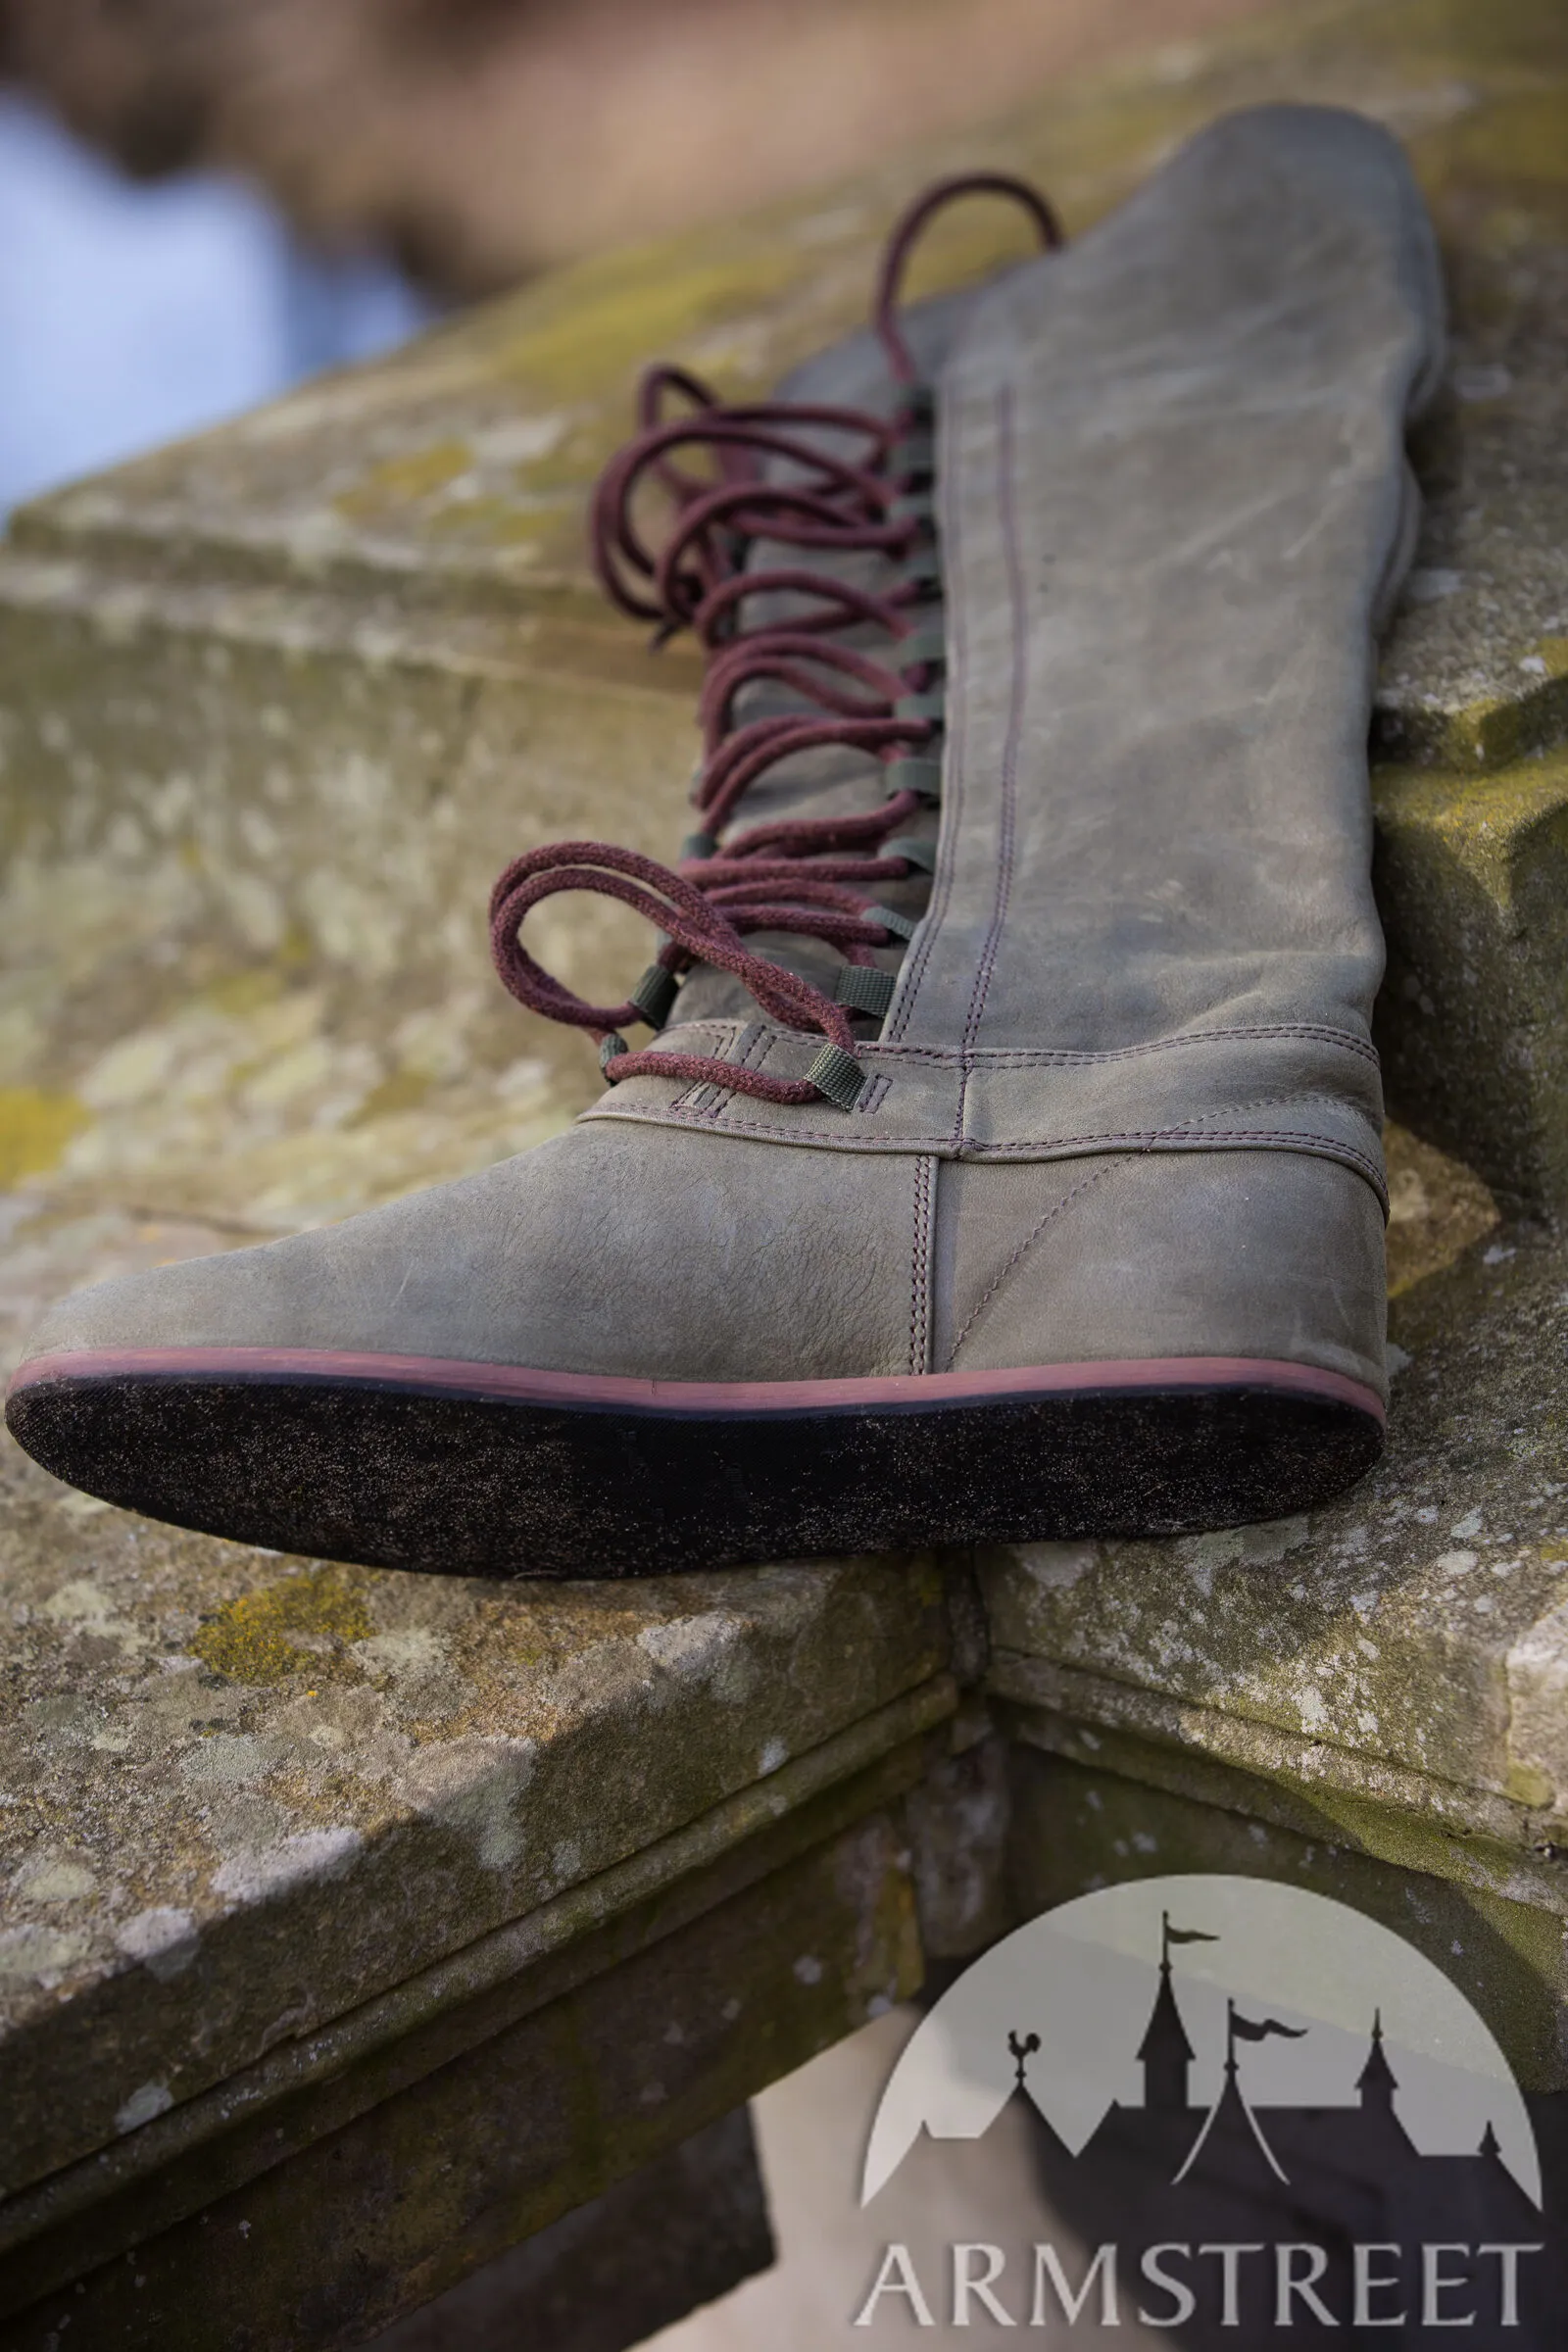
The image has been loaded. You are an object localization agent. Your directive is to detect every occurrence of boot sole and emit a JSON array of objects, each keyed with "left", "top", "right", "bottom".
[{"left": 6, "top": 1348, "right": 1383, "bottom": 1578}]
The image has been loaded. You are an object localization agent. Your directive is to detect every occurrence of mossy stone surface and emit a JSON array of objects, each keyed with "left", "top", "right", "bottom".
[
  {"left": 0, "top": 8, "right": 1560, "bottom": 1228},
  {"left": 1375, "top": 746, "right": 1568, "bottom": 1211}
]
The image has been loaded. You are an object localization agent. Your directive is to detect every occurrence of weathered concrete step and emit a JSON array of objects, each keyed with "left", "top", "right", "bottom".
[
  {"left": 1374, "top": 747, "right": 1568, "bottom": 1213},
  {"left": 0, "top": 1438, "right": 956, "bottom": 2202},
  {"left": 0, "top": 4, "right": 1564, "bottom": 1238},
  {"left": 354, "top": 2109, "right": 773, "bottom": 2352},
  {"left": 2, "top": 0, "right": 1564, "bottom": 787},
  {"left": 0, "top": 1735, "right": 939, "bottom": 2345}
]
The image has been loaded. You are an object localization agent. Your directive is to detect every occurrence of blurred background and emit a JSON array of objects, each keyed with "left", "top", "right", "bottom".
[{"left": 0, "top": 0, "right": 1269, "bottom": 515}]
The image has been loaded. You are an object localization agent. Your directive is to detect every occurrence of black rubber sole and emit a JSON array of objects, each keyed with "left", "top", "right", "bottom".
[{"left": 6, "top": 1371, "right": 1384, "bottom": 1578}]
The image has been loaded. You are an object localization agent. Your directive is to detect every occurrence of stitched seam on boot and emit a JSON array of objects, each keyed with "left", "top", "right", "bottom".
[
  {"left": 947, "top": 1026, "right": 1381, "bottom": 1066},
  {"left": 591, "top": 1103, "right": 1385, "bottom": 1180},
  {"left": 639, "top": 1022, "right": 1378, "bottom": 1074},
  {"left": 943, "top": 1159, "right": 1125, "bottom": 1370},
  {"left": 959, "top": 382, "right": 1027, "bottom": 1066},
  {"left": 1156, "top": 1092, "right": 1375, "bottom": 1126},
  {"left": 649, "top": 1021, "right": 742, "bottom": 1048},
  {"left": 978, "top": 1132, "right": 1389, "bottom": 1212},
  {"left": 665, "top": 1021, "right": 748, "bottom": 1112},
  {"left": 908, "top": 1155, "right": 936, "bottom": 1375},
  {"left": 854, "top": 1028, "right": 1379, "bottom": 1067},
  {"left": 618, "top": 1077, "right": 1378, "bottom": 1146},
  {"left": 981, "top": 1129, "right": 1385, "bottom": 1170},
  {"left": 672, "top": 1022, "right": 770, "bottom": 1116},
  {"left": 885, "top": 341, "right": 968, "bottom": 1047}
]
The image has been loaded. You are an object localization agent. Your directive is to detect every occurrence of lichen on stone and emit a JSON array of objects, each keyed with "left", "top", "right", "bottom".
[{"left": 191, "top": 1566, "right": 373, "bottom": 1687}]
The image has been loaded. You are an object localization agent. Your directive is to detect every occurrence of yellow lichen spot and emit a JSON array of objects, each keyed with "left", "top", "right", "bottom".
[
  {"left": 513, "top": 434, "right": 612, "bottom": 496},
  {"left": 0, "top": 1087, "right": 88, "bottom": 1184},
  {"left": 205, "top": 969, "right": 284, "bottom": 1018},
  {"left": 348, "top": 1067, "right": 431, "bottom": 1126},
  {"left": 192, "top": 1566, "right": 373, "bottom": 1687},
  {"left": 276, "top": 922, "right": 316, "bottom": 973},
  {"left": 1504, "top": 1761, "right": 1555, "bottom": 1811},
  {"left": 334, "top": 438, "right": 475, "bottom": 519},
  {"left": 492, "top": 248, "right": 808, "bottom": 405},
  {"left": 1384, "top": 1122, "right": 1498, "bottom": 1297},
  {"left": 424, "top": 498, "right": 557, "bottom": 546},
  {"left": 1442, "top": 90, "right": 1568, "bottom": 199},
  {"left": 1374, "top": 746, "right": 1568, "bottom": 894}
]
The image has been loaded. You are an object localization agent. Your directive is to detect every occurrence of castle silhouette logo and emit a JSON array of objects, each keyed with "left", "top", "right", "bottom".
[{"left": 858, "top": 1878, "right": 1544, "bottom": 2334}]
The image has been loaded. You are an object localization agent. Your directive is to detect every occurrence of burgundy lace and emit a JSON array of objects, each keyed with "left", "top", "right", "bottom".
[{"left": 491, "top": 173, "right": 1061, "bottom": 1110}]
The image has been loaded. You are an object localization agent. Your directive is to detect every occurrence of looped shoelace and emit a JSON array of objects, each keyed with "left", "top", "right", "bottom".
[{"left": 491, "top": 172, "right": 1062, "bottom": 1112}]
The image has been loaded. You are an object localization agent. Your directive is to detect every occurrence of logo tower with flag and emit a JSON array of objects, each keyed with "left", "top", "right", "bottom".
[{"left": 1138, "top": 1912, "right": 1216, "bottom": 2113}]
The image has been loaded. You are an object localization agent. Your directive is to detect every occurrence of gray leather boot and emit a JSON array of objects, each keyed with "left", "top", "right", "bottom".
[{"left": 8, "top": 106, "right": 1444, "bottom": 1577}]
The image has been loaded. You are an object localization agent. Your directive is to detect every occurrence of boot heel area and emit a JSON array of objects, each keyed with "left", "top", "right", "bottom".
[{"left": 937, "top": 1149, "right": 1389, "bottom": 1403}]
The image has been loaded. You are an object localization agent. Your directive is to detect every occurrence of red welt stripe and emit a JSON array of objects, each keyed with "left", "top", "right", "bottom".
[{"left": 8, "top": 1348, "right": 1385, "bottom": 1425}]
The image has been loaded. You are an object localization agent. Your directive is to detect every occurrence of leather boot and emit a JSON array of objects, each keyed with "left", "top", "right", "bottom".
[{"left": 8, "top": 106, "right": 1444, "bottom": 1576}]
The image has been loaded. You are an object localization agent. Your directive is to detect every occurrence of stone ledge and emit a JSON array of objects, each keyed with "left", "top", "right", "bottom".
[
  {"left": 0, "top": 6, "right": 1563, "bottom": 1243},
  {"left": 1375, "top": 747, "right": 1568, "bottom": 1211},
  {"left": 0, "top": 1808, "right": 920, "bottom": 2352},
  {"left": 0, "top": 1716, "right": 946, "bottom": 2324},
  {"left": 359, "top": 2108, "right": 773, "bottom": 2352},
  {"left": 3, "top": 0, "right": 1561, "bottom": 771},
  {"left": 994, "top": 1675, "right": 1564, "bottom": 1915},
  {"left": 0, "top": 1355, "right": 954, "bottom": 2197}
]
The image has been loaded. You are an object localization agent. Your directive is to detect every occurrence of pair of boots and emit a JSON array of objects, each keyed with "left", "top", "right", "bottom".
[{"left": 8, "top": 106, "right": 1444, "bottom": 1579}]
